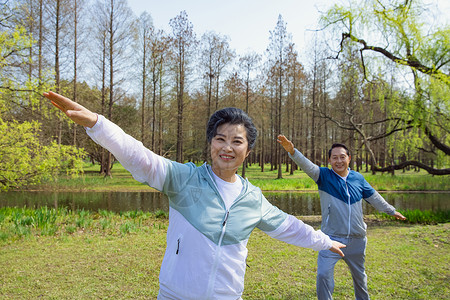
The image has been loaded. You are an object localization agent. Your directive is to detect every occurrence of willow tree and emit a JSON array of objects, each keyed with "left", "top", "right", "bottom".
[{"left": 321, "top": 0, "right": 449, "bottom": 175}]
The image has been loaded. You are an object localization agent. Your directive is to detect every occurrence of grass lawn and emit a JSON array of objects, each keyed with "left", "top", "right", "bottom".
[
  {"left": 30, "top": 161, "right": 450, "bottom": 192},
  {"left": 0, "top": 213, "right": 448, "bottom": 299},
  {"left": 244, "top": 221, "right": 449, "bottom": 299}
]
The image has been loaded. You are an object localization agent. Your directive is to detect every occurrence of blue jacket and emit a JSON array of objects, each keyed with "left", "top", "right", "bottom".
[{"left": 289, "top": 149, "right": 396, "bottom": 238}]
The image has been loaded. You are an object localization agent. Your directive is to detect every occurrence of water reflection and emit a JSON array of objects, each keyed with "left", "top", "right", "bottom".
[
  {"left": 381, "top": 192, "right": 450, "bottom": 213},
  {"left": 266, "top": 192, "right": 450, "bottom": 215},
  {"left": 0, "top": 191, "right": 169, "bottom": 213},
  {"left": 0, "top": 191, "right": 448, "bottom": 215},
  {"left": 264, "top": 192, "right": 322, "bottom": 215}
]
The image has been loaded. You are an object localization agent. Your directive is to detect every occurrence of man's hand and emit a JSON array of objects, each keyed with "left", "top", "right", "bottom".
[
  {"left": 393, "top": 211, "right": 406, "bottom": 220},
  {"left": 329, "top": 240, "right": 346, "bottom": 257},
  {"left": 43, "top": 91, "right": 98, "bottom": 128},
  {"left": 277, "top": 135, "right": 295, "bottom": 155}
]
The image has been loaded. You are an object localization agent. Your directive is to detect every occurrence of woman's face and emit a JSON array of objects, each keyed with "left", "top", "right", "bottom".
[{"left": 210, "top": 123, "right": 250, "bottom": 182}]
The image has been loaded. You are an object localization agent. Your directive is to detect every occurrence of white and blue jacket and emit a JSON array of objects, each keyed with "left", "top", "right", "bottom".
[
  {"left": 289, "top": 149, "right": 397, "bottom": 239},
  {"left": 86, "top": 116, "right": 333, "bottom": 300}
]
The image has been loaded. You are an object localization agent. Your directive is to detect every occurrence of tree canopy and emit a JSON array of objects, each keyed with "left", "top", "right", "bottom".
[{"left": 320, "top": 0, "right": 449, "bottom": 174}]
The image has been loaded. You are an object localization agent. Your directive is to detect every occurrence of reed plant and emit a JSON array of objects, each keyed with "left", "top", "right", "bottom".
[
  {"left": 375, "top": 209, "right": 450, "bottom": 224},
  {"left": 2, "top": 206, "right": 448, "bottom": 243},
  {"left": 0, "top": 207, "right": 168, "bottom": 241},
  {"left": 5, "top": 207, "right": 61, "bottom": 237}
]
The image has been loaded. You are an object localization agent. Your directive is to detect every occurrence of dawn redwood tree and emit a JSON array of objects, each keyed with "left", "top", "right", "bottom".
[
  {"left": 148, "top": 29, "right": 170, "bottom": 153},
  {"left": 169, "top": 10, "right": 197, "bottom": 163},
  {"left": 70, "top": 0, "right": 89, "bottom": 147},
  {"left": 267, "top": 14, "right": 291, "bottom": 179},
  {"left": 134, "top": 11, "right": 153, "bottom": 145},
  {"left": 212, "top": 34, "right": 234, "bottom": 111},
  {"left": 239, "top": 52, "right": 261, "bottom": 115},
  {"left": 200, "top": 31, "right": 221, "bottom": 162},
  {"left": 284, "top": 44, "right": 306, "bottom": 174},
  {"left": 151, "top": 30, "right": 170, "bottom": 156},
  {"left": 92, "top": 0, "right": 135, "bottom": 176},
  {"left": 46, "top": 0, "right": 72, "bottom": 144},
  {"left": 238, "top": 51, "right": 261, "bottom": 177}
]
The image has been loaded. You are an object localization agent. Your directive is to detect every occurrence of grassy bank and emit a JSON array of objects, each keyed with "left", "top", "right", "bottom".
[
  {"left": 29, "top": 162, "right": 450, "bottom": 192},
  {"left": 0, "top": 209, "right": 448, "bottom": 299},
  {"left": 6, "top": 162, "right": 447, "bottom": 298}
]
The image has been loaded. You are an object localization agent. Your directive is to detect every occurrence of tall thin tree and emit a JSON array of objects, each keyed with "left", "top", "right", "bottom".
[{"left": 169, "top": 11, "right": 197, "bottom": 163}]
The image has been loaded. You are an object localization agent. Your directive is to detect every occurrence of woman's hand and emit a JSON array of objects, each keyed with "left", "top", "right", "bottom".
[
  {"left": 329, "top": 241, "right": 346, "bottom": 257},
  {"left": 43, "top": 91, "right": 98, "bottom": 128}
]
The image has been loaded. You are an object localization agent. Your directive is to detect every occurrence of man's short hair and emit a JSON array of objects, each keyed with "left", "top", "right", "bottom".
[{"left": 328, "top": 143, "right": 350, "bottom": 158}]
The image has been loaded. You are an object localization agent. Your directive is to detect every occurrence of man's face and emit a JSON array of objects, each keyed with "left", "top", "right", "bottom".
[{"left": 328, "top": 147, "right": 351, "bottom": 177}]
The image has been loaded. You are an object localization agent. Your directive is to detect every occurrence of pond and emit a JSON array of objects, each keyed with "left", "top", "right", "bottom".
[{"left": 0, "top": 191, "right": 448, "bottom": 215}]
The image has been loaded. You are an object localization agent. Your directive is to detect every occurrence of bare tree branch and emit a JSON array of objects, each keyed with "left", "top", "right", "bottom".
[
  {"left": 0, "top": 86, "right": 35, "bottom": 93},
  {"left": 417, "top": 147, "right": 436, "bottom": 155},
  {"left": 373, "top": 161, "right": 450, "bottom": 175},
  {"left": 314, "top": 106, "right": 415, "bottom": 142},
  {"left": 424, "top": 126, "right": 450, "bottom": 156},
  {"left": 334, "top": 32, "right": 450, "bottom": 83}
]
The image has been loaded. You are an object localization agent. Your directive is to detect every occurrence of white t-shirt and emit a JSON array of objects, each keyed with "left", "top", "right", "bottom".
[{"left": 211, "top": 172, "right": 243, "bottom": 210}]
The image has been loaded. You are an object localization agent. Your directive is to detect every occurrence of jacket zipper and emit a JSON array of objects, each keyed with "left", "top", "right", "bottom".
[
  {"left": 205, "top": 209, "right": 230, "bottom": 298},
  {"left": 204, "top": 164, "right": 246, "bottom": 298},
  {"left": 345, "top": 181, "right": 351, "bottom": 238},
  {"left": 325, "top": 205, "right": 330, "bottom": 227}
]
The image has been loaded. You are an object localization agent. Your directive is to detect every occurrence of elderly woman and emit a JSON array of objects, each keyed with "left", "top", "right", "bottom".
[{"left": 43, "top": 91, "right": 345, "bottom": 300}]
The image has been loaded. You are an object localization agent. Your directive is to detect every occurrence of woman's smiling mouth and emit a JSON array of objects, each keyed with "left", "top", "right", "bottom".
[{"left": 220, "top": 154, "right": 234, "bottom": 160}]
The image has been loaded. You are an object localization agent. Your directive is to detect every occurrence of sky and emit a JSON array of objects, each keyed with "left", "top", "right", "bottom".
[{"left": 127, "top": 0, "right": 450, "bottom": 56}]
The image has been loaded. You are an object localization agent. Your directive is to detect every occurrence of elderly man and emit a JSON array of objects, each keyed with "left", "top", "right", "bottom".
[{"left": 277, "top": 135, "right": 405, "bottom": 300}]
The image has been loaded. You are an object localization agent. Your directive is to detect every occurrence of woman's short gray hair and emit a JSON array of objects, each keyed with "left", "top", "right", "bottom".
[{"left": 206, "top": 107, "right": 258, "bottom": 150}]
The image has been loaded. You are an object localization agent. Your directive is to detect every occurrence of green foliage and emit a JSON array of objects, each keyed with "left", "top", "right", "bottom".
[
  {"left": 0, "top": 11, "right": 53, "bottom": 114},
  {"left": 0, "top": 24, "right": 32, "bottom": 69},
  {"left": 321, "top": 0, "right": 450, "bottom": 172},
  {"left": 119, "top": 221, "right": 137, "bottom": 235},
  {"left": 0, "top": 118, "right": 86, "bottom": 191},
  {"left": 75, "top": 209, "right": 92, "bottom": 229}
]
